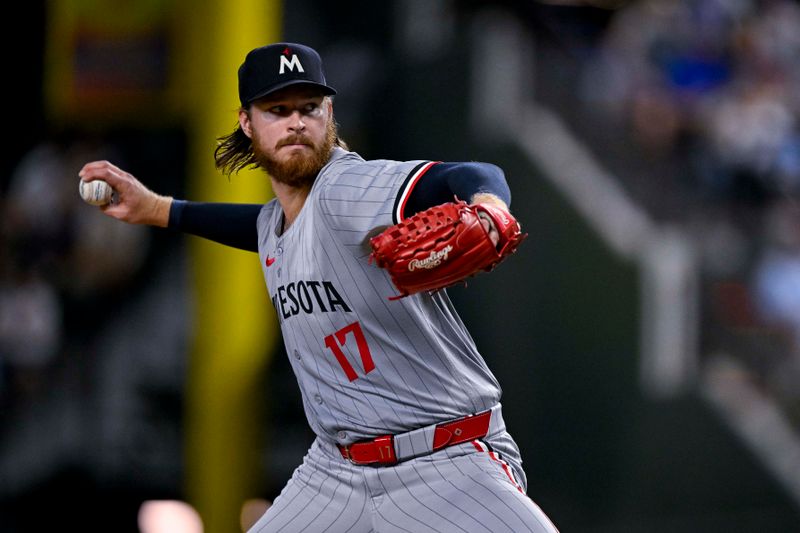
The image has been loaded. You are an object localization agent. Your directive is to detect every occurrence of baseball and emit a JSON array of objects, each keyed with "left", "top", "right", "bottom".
[{"left": 79, "top": 178, "right": 114, "bottom": 206}]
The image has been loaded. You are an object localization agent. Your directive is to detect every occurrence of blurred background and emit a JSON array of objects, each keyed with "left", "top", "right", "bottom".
[{"left": 1, "top": 0, "right": 800, "bottom": 531}]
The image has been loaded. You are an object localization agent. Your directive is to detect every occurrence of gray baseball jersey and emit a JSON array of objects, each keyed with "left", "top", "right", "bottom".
[
  {"left": 257, "top": 147, "right": 501, "bottom": 444},
  {"left": 251, "top": 147, "right": 559, "bottom": 532}
]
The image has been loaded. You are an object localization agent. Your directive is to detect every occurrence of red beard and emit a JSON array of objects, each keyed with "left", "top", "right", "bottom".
[{"left": 253, "top": 120, "right": 337, "bottom": 188}]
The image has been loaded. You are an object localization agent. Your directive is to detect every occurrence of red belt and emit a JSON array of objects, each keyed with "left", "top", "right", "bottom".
[{"left": 338, "top": 409, "right": 493, "bottom": 466}]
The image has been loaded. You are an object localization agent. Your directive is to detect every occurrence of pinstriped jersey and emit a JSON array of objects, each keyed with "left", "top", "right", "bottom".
[{"left": 257, "top": 148, "right": 502, "bottom": 444}]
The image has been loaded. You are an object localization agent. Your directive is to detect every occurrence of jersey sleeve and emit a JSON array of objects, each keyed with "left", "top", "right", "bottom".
[
  {"left": 317, "top": 158, "right": 434, "bottom": 254},
  {"left": 400, "top": 162, "right": 511, "bottom": 218}
]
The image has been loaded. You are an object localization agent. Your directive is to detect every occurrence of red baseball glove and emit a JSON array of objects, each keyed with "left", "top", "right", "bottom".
[{"left": 369, "top": 200, "right": 527, "bottom": 299}]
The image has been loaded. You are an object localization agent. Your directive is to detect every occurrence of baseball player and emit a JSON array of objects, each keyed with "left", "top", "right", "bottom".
[{"left": 79, "top": 43, "right": 559, "bottom": 532}]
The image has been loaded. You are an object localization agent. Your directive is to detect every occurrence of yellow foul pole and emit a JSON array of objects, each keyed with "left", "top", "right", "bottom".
[{"left": 177, "top": 1, "right": 281, "bottom": 531}]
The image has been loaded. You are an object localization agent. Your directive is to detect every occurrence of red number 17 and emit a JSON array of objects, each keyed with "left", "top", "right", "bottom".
[{"left": 324, "top": 321, "right": 375, "bottom": 382}]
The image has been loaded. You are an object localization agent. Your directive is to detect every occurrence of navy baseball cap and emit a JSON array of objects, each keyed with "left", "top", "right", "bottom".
[{"left": 238, "top": 42, "right": 337, "bottom": 106}]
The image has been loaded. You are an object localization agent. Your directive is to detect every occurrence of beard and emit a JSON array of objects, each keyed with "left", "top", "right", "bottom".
[{"left": 252, "top": 119, "right": 337, "bottom": 188}]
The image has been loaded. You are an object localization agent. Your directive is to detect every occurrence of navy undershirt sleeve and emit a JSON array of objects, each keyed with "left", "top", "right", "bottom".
[
  {"left": 168, "top": 200, "right": 261, "bottom": 252},
  {"left": 165, "top": 162, "right": 508, "bottom": 249},
  {"left": 403, "top": 162, "right": 511, "bottom": 218}
]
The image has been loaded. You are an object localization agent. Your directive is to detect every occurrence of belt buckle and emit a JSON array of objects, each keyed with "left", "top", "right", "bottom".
[{"left": 373, "top": 435, "right": 397, "bottom": 465}]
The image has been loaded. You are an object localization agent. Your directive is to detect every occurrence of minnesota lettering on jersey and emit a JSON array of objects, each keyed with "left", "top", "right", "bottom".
[{"left": 272, "top": 280, "right": 352, "bottom": 320}]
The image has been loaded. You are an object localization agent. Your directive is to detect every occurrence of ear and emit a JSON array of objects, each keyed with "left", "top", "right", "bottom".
[{"left": 238, "top": 108, "right": 253, "bottom": 138}]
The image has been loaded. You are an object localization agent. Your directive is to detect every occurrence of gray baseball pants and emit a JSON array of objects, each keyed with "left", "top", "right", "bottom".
[{"left": 247, "top": 431, "right": 559, "bottom": 532}]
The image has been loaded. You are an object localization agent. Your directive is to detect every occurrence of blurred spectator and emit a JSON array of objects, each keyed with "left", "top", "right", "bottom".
[
  {"left": 750, "top": 199, "right": 800, "bottom": 405},
  {"left": 0, "top": 268, "right": 61, "bottom": 399},
  {"left": 697, "top": 81, "right": 796, "bottom": 202},
  {"left": 0, "top": 132, "right": 149, "bottom": 403}
]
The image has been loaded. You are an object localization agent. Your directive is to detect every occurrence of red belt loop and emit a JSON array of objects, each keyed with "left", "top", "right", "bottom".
[
  {"left": 338, "top": 409, "right": 493, "bottom": 466},
  {"left": 339, "top": 435, "right": 397, "bottom": 465},
  {"left": 431, "top": 409, "right": 492, "bottom": 450}
]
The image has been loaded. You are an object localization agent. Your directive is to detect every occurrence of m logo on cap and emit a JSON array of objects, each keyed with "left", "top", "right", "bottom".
[{"left": 279, "top": 48, "right": 305, "bottom": 74}]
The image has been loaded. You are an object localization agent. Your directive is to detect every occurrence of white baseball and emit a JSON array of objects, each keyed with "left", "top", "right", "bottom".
[{"left": 79, "top": 179, "right": 114, "bottom": 206}]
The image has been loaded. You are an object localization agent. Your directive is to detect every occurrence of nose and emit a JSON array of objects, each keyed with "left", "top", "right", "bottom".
[{"left": 288, "top": 110, "right": 306, "bottom": 132}]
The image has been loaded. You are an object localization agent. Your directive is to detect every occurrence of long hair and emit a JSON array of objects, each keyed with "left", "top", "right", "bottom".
[
  {"left": 214, "top": 126, "right": 257, "bottom": 176},
  {"left": 214, "top": 99, "right": 348, "bottom": 177}
]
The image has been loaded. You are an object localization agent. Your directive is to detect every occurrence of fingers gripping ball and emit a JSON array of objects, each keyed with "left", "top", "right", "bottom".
[
  {"left": 369, "top": 200, "right": 527, "bottom": 299},
  {"left": 79, "top": 179, "right": 114, "bottom": 206}
]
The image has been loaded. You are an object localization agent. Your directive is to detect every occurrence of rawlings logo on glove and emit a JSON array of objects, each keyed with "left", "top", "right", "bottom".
[
  {"left": 369, "top": 199, "right": 527, "bottom": 299},
  {"left": 409, "top": 245, "right": 453, "bottom": 270}
]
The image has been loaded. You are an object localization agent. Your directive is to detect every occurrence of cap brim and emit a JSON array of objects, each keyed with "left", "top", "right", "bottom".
[{"left": 244, "top": 80, "right": 337, "bottom": 105}]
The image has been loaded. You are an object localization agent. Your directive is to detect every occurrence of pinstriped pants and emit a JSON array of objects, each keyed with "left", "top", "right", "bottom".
[{"left": 247, "top": 432, "right": 559, "bottom": 532}]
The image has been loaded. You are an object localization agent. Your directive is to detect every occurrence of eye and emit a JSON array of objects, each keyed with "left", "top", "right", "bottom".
[
  {"left": 268, "top": 105, "right": 287, "bottom": 115},
  {"left": 302, "top": 102, "right": 320, "bottom": 115}
]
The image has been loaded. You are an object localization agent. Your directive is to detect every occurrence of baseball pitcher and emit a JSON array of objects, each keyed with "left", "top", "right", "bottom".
[{"left": 79, "top": 42, "right": 558, "bottom": 533}]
